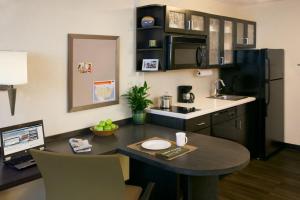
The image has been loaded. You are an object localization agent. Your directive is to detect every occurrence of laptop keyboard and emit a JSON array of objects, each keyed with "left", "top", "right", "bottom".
[{"left": 6, "top": 155, "right": 34, "bottom": 166}]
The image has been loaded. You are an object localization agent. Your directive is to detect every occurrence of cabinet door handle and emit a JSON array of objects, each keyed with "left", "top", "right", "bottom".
[
  {"left": 220, "top": 57, "right": 224, "bottom": 65},
  {"left": 245, "top": 37, "right": 249, "bottom": 45},
  {"left": 196, "top": 122, "right": 206, "bottom": 126},
  {"left": 235, "top": 120, "right": 242, "bottom": 129},
  {"left": 188, "top": 20, "right": 191, "bottom": 30}
]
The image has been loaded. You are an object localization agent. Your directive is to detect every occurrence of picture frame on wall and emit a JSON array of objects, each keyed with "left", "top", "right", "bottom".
[
  {"left": 142, "top": 59, "right": 159, "bottom": 71},
  {"left": 68, "top": 34, "right": 120, "bottom": 112}
]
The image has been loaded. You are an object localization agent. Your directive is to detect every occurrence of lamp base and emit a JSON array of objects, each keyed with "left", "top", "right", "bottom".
[{"left": 0, "top": 85, "right": 16, "bottom": 115}]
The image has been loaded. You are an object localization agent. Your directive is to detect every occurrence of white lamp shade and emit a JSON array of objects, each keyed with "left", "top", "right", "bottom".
[{"left": 0, "top": 51, "right": 28, "bottom": 85}]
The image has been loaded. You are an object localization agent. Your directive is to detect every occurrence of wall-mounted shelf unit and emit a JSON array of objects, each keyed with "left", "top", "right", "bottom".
[
  {"left": 137, "top": 26, "right": 163, "bottom": 30},
  {"left": 136, "top": 5, "right": 166, "bottom": 72}
]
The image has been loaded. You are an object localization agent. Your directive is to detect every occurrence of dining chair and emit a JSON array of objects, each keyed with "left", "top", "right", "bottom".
[{"left": 30, "top": 149, "right": 154, "bottom": 200}]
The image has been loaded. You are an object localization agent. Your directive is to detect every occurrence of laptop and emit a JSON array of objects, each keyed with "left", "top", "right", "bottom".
[{"left": 0, "top": 120, "right": 45, "bottom": 170}]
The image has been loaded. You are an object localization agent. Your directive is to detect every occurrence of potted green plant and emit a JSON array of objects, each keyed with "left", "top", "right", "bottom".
[{"left": 123, "top": 81, "right": 153, "bottom": 124}]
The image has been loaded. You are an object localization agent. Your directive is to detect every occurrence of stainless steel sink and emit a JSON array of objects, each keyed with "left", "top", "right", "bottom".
[{"left": 208, "top": 95, "right": 247, "bottom": 101}]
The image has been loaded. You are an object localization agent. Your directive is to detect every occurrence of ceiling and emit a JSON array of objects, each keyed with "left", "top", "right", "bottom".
[{"left": 215, "top": 0, "right": 283, "bottom": 5}]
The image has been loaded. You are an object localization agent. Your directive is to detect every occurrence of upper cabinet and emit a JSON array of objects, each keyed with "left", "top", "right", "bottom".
[
  {"left": 208, "top": 16, "right": 221, "bottom": 66},
  {"left": 136, "top": 5, "right": 256, "bottom": 71},
  {"left": 165, "top": 6, "right": 207, "bottom": 35},
  {"left": 223, "top": 19, "right": 234, "bottom": 65},
  {"left": 189, "top": 10, "right": 207, "bottom": 35},
  {"left": 208, "top": 16, "right": 234, "bottom": 67},
  {"left": 234, "top": 20, "right": 256, "bottom": 49}
]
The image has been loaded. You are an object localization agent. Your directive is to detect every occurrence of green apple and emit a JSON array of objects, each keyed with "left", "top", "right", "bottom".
[
  {"left": 106, "top": 119, "right": 113, "bottom": 125},
  {"left": 99, "top": 121, "right": 106, "bottom": 127},
  {"left": 111, "top": 124, "right": 117, "bottom": 130},
  {"left": 104, "top": 125, "right": 112, "bottom": 131},
  {"left": 94, "top": 126, "right": 104, "bottom": 131}
]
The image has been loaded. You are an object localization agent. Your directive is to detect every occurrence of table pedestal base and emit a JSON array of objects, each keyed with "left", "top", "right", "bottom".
[
  {"left": 184, "top": 175, "right": 218, "bottom": 200},
  {"left": 128, "top": 158, "right": 220, "bottom": 200}
]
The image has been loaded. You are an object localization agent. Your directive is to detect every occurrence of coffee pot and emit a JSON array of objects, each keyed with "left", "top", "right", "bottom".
[{"left": 178, "top": 85, "right": 195, "bottom": 103}]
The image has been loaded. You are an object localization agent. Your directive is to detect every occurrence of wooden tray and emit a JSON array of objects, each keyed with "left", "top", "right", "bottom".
[{"left": 127, "top": 137, "right": 197, "bottom": 160}]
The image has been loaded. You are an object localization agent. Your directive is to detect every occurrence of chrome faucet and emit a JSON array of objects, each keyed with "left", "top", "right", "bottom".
[{"left": 213, "top": 79, "right": 226, "bottom": 96}]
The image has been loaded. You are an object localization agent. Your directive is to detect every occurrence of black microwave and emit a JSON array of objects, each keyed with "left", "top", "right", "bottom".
[{"left": 166, "top": 35, "right": 207, "bottom": 70}]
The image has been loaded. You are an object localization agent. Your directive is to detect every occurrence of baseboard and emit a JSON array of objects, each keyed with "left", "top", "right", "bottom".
[{"left": 284, "top": 143, "right": 300, "bottom": 151}]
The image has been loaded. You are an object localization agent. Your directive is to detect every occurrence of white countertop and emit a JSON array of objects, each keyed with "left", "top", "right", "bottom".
[{"left": 147, "top": 96, "right": 256, "bottom": 119}]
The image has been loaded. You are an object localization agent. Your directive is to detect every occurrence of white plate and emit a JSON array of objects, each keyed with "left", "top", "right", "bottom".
[{"left": 141, "top": 139, "right": 172, "bottom": 150}]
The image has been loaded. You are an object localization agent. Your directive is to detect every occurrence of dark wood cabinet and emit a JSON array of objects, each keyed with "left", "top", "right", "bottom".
[
  {"left": 195, "top": 127, "right": 211, "bottom": 136},
  {"left": 208, "top": 15, "right": 235, "bottom": 67},
  {"left": 148, "top": 105, "right": 250, "bottom": 141},
  {"left": 165, "top": 6, "right": 207, "bottom": 35},
  {"left": 222, "top": 18, "right": 235, "bottom": 65},
  {"left": 234, "top": 20, "right": 256, "bottom": 49},
  {"left": 148, "top": 113, "right": 211, "bottom": 136},
  {"left": 136, "top": 5, "right": 166, "bottom": 71},
  {"left": 211, "top": 106, "right": 247, "bottom": 145},
  {"left": 212, "top": 116, "right": 247, "bottom": 145},
  {"left": 208, "top": 16, "right": 221, "bottom": 66},
  {"left": 188, "top": 10, "right": 207, "bottom": 35},
  {"left": 136, "top": 5, "right": 256, "bottom": 71},
  {"left": 208, "top": 16, "right": 256, "bottom": 67},
  {"left": 185, "top": 114, "right": 211, "bottom": 133}
]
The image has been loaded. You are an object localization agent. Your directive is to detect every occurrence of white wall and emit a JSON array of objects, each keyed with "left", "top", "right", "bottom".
[
  {"left": 0, "top": 0, "right": 248, "bottom": 136},
  {"left": 0, "top": 0, "right": 143, "bottom": 136},
  {"left": 137, "top": 0, "right": 245, "bottom": 103},
  {"left": 236, "top": 0, "right": 300, "bottom": 145},
  {"left": 0, "top": 1, "right": 296, "bottom": 144}
]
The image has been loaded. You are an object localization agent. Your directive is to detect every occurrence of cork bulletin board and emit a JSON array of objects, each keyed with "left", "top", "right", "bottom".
[{"left": 68, "top": 34, "right": 119, "bottom": 112}]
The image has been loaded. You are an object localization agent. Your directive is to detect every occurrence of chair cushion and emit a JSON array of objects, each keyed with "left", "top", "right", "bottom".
[{"left": 125, "top": 185, "right": 143, "bottom": 200}]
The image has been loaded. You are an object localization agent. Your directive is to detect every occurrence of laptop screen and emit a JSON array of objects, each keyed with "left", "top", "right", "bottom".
[{"left": 1, "top": 122, "right": 45, "bottom": 157}]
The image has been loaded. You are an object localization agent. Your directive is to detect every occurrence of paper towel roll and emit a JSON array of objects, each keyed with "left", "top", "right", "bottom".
[{"left": 196, "top": 69, "right": 213, "bottom": 77}]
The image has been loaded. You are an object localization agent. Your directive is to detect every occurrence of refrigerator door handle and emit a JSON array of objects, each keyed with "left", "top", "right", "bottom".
[{"left": 265, "top": 58, "right": 271, "bottom": 106}]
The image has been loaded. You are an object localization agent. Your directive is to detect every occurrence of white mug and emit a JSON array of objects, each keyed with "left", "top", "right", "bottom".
[{"left": 176, "top": 132, "right": 188, "bottom": 147}]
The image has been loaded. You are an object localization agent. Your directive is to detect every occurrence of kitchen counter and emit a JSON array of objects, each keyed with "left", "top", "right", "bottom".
[{"left": 147, "top": 96, "right": 256, "bottom": 119}]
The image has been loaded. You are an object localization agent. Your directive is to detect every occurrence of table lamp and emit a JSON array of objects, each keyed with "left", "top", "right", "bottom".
[{"left": 0, "top": 51, "right": 28, "bottom": 115}]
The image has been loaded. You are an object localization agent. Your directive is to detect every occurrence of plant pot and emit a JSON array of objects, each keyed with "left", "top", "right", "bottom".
[{"left": 132, "top": 110, "right": 146, "bottom": 125}]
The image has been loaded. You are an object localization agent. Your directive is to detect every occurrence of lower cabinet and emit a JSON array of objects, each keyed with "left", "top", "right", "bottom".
[
  {"left": 210, "top": 105, "right": 248, "bottom": 145},
  {"left": 185, "top": 114, "right": 211, "bottom": 134},
  {"left": 148, "top": 113, "right": 211, "bottom": 136},
  {"left": 211, "top": 116, "right": 247, "bottom": 145},
  {"left": 148, "top": 104, "right": 251, "bottom": 146},
  {"left": 195, "top": 127, "right": 211, "bottom": 136}
]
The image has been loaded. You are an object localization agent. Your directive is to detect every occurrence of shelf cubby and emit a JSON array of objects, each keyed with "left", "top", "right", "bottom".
[{"left": 136, "top": 5, "right": 166, "bottom": 71}]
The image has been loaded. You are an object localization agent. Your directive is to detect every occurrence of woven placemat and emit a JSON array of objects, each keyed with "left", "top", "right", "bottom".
[{"left": 127, "top": 137, "right": 197, "bottom": 160}]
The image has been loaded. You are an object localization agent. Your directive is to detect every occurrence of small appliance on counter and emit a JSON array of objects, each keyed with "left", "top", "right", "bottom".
[
  {"left": 160, "top": 95, "right": 172, "bottom": 109},
  {"left": 178, "top": 85, "right": 195, "bottom": 103},
  {"left": 151, "top": 106, "right": 199, "bottom": 114}
]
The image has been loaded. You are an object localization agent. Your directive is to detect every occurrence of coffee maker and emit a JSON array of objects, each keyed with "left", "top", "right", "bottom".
[{"left": 178, "top": 85, "right": 195, "bottom": 103}]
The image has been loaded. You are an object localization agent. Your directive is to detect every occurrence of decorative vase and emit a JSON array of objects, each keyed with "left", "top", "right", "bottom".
[
  {"left": 132, "top": 110, "right": 146, "bottom": 125},
  {"left": 141, "top": 16, "right": 155, "bottom": 28}
]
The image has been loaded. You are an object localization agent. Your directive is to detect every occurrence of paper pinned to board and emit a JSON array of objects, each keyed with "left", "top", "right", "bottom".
[{"left": 196, "top": 69, "right": 213, "bottom": 77}]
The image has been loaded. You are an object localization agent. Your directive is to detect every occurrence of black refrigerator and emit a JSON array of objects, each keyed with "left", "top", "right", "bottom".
[{"left": 220, "top": 49, "right": 284, "bottom": 159}]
